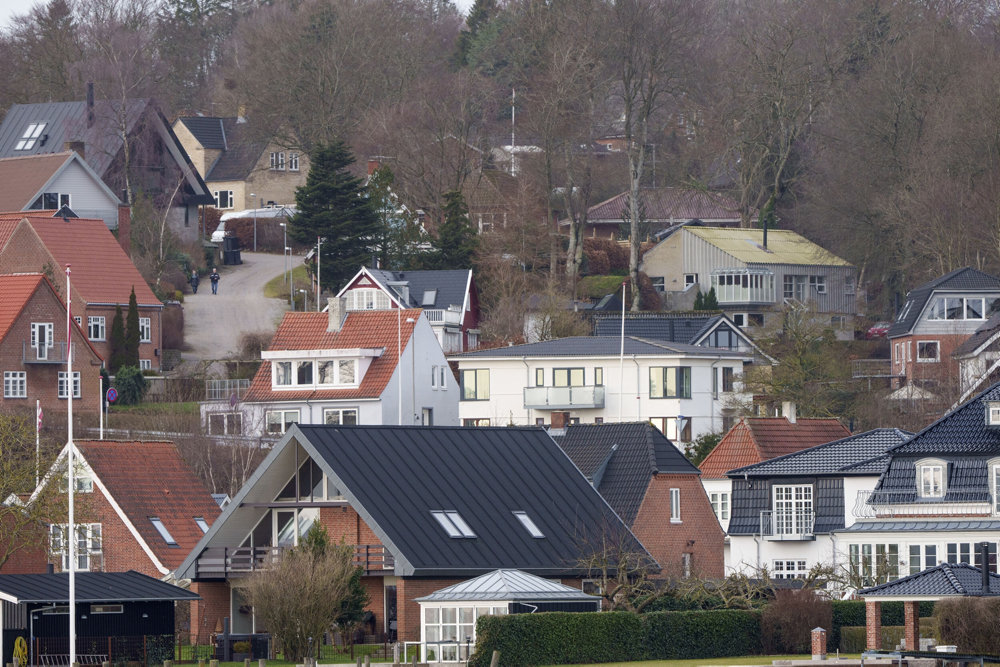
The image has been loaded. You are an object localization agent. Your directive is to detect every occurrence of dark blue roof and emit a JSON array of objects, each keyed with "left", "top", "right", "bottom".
[
  {"left": 888, "top": 267, "right": 1000, "bottom": 338},
  {"left": 840, "top": 520, "right": 1000, "bottom": 533},
  {"left": 368, "top": 268, "right": 471, "bottom": 311},
  {"left": 727, "top": 429, "right": 911, "bottom": 478},
  {"left": 178, "top": 116, "right": 228, "bottom": 149},
  {"left": 592, "top": 312, "right": 724, "bottom": 343},
  {"left": 0, "top": 571, "right": 200, "bottom": 604},
  {"left": 860, "top": 562, "right": 1000, "bottom": 597},
  {"left": 454, "top": 336, "right": 747, "bottom": 359}
]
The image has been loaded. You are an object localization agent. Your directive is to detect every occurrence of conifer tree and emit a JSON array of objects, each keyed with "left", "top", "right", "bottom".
[
  {"left": 704, "top": 287, "right": 719, "bottom": 310},
  {"left": 108, "top": 305, "right": 126, "bottom": 373},
  {"left": 431, "top": 190, "right": 478, "bottom": 269},
  {"left": 124, "top": 287, "right": 140, "bottom": 368}
]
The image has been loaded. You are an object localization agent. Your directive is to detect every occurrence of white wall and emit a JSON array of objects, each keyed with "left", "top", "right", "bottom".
[
  {"left": 46, "top": 161, "right": 119, "bottom": 229},
  {"left": 383, "top": 314, "right": 460, "bottom": 426}
]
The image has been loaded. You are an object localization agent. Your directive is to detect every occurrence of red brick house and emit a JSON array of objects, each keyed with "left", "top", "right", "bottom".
[
  {"left": 0, "top": 213, "right": 163, "bottom": 371},
  {"left": 0, "top": 273, "right": 103, "bottom": 415}
]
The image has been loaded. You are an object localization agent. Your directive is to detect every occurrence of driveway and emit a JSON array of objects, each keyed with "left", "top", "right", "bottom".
[{"left": 182, "top": 251, "right": 290, "bottom": 362}]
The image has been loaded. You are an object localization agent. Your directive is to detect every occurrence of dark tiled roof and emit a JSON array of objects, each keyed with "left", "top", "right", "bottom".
[
  {"left": 178, "top": 116, "right": 269, "bottom": 181},
  {"left": 366, "top": 268, "right": 471, "bottom": 310},
  {"left": 552, "top": 422, "right": 697, "bottom": 525},
  {"left": 888, "top": 267, "right": 1000, "bottom": 338},
  {"left": 699, "top": 418, "right": 851, "bottom": 478},
  {"left": 954, "top": 312, "right": 1000, "bottom": 358},
  {"left": 0, "top": 570, "right": 200, "bottom": 603},
  {"left": 177, "top": 116, "right": 228, "bottom": 149},
  {"left": 885, "top": 382, "right": 1000, "bottom": 456},
  {"left": 727, "top": 429, "right": 911, "bottom": 478},
  {"left": 454, "top": 336, "right": 746, "bottom": 359},
  {"left": 592, "top": 312, "right": 724, "bottom": 343},
  {"left": 583, "top": 188, "right": 742, "bottom": 224},
  {"left": 840, "top": 520, "right": 1000, "bottom": 533},
  {"left": 859, "top": 562, "right": 1000, "bottom": 597}
]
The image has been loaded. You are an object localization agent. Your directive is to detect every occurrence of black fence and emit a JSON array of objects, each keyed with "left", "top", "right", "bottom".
[{"left": 33, "top": 634, "right": 174, "bottom": 667}]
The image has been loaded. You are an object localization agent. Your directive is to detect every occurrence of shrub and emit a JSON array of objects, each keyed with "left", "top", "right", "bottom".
[
  {"left": 761, "top": 589, "right": 832, "bottom": 654},
  {"left": 232, "top": 641, "right": 251, "bottom": 654},
  {"left": 162, "top": 302, "right": 184, "bottom": 349},
  {"left": 114, "top": 366, "right": 148, "bottom": 405},
  {"left": 583, "top": 238, "right": 628, "bottom": 272},
  {"left": 935, "top": 597, "right": 1000, "bottom": 654},
  {"left": 643, "top": 609, "right": 762, "bottom": 660},
  {"left": 587, "top": 250, "right": 610, "bottom": 276},
  {"left": 830, "top": 600, "right": 935, "bottom": 649}
]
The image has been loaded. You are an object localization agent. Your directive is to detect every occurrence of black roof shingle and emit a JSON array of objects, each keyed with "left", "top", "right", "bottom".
[
  {"left": 859, "top": 562, "right": 1000, "bottom": 597},
  {"left": 0, "top": 571, "right": 200, "bottom": 604},
  {"left": 727, "top": 429, "right": 912, "bottom": 478},
  {"left": 888, "top": 267, "right": 1000, "bottom": 338}
]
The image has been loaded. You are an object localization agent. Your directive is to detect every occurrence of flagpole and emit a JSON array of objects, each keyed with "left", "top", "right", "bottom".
[
  {"left": 35, "top": 400, "right": 40, "bottom": 486},
  {"left": 66, "top": 265, "right": 75, "bottom": 667},
  {"left": 619, "top": 280, "right": 626, "bottom": 423},
  {"left": 99, "top": 374, "right": 103, "bottom": 440}
]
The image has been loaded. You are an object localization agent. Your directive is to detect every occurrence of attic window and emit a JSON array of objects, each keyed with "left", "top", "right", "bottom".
[
  {"left": 987, "top": 402, "right": 1000, "bottom": 427},
  {"left": 194, "top": 517, "right": 210, "bottom": 533},
  {"left": 430, "top": 510, "right": 476, "bottom": 538},
  {"left": 422, "top": 289, "right": 437, "bottom": 306},
  {"left": 150, "top": 517, "right": 178, "bottom": 545},
  {"left": 15, "top": 123, "right": 46, "bottom": 150},
  {"left": 512, "top": 511, "right": 545, "bottom": 538}
]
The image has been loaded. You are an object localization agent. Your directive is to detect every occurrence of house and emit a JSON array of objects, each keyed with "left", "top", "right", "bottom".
[
  {"left": 724, "top": 428, "right": 911, "bottom": 579},
  {"left": 640, "top": 226, "right": 858, "bottom": 335},
  {"left": 559, "top": 187, "right": 743, "bottom": 241},
  {"left": 953, "top": 312, "right": 1000, "bottom": 406},
  {"left": 173, "top": 116, "right": 309, "bottom": 213},
  {"left": 0, "top": 274, "right": 103, "bottom": 415},
  {"left": 888, "top": 267, "right": 1000, "bottom": 394},
  {"left": 551, "top": 422, "right": 725, "bottom": 578},
  {"left": 698, "top": 412, "right": 851, "bottom": 532},
  {"left": 0, "top": 214, "right": 164, "bottom": 371},
  {"left": 0, "top": 94, "right": 213, "bottom": 243},
  {"left": 26, "top": 439, "right": 221, "bottom": 578},
  {"left": 451, "top": 336, "right": 754, "bottom": 446},
  {"left": 174, "top": 424, "right": 653, "bottom": 644},
  {"left": 211, "top": 300, "right": 458, "bottom": 436},
  {"left": 835, "top": 381, "right": 1000, "bottom": 590},
  {"left": 0, "top": 152, "right": 129, "bottom": 243},
  {"left": 336, "top": 266, "right": 480, "bottom": 353}
]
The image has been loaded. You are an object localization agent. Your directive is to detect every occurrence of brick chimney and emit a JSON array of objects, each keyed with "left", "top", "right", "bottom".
[
  {"left": 64, "top": 141, "right": 85, "bottom": 159},
  {"left": 367, "top": 157, "right": 383, "bottom": 176},
  {"left": 117, "top": 205, "right": 131, "bottom": 256},
  {"left": 550, "top": 411, "right": 570, "bottom": 429},
  {"left": 327, "top": 297, "right": 347, "bottom": 332}
]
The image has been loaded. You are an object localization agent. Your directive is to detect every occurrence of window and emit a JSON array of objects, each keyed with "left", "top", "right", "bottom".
[
  {"left": 139, "top": 317, "right": 151, "bottom": 343},
  {"left": 582, "top": 580, "right": 603, "bottom": 596},
  {"left": 918, "top": 461, "right": 945, "bottom": 497},
  {"left": 139, "top": 359, "right": 151, "bottom": 370},
  {"left": 705, "top": 328, "right": 739, "bottom": 350},
  {"left": 345, "top": 288, "right": 391, "bottom": 310},
  {"left": 594, "top": 367, "right": 603, "bottom": 386},
  {"left": 266, "top": 409, "right": 299, "bottom": 434},
  {"left": 15, "top": 122, "right": 46, "bottom": 150},
  {"left": 909, "top": 544, "right": 938, "bottom": 574},
  {"left": 553, "top": 368, "right": 584, "bottom": 387},
  {"left": 423, "top": 606, "right": 499, "bottom": 662},
  {"left": 463, "top": 418, "right": 490, "bottom": 426},
  {"left": 994, "top": 464, "right": 1000, "bottom": 513},
  {"left": 289, "top": 152, "right": 300, "bottom": 171},
  {"left": 649, "top": 417, "right": 691, "bottom": 442},
  {"left": 512, "top": 511, "right": 545, "bottom": 538},
  {"left": 783, "top": 275, "right": 807, "bottom": 301},
  {"left": 809, "top": 275, "right": 826, "bottom": 294},
  {"left": 31, "top": 322, "right": 54, "bottom": 359},
  {"left": 87, "top": 316, "right": 106, "bottom": 341},
  {"left": 917, "top": 341, "right": 940, "bottom": 362},
  {"left": 338, "top": 359, "right": 357, "bottom": 385},
  {"left": 649, "top": 367, "right": 691, "bottom": 399},
  {"left": 4, "top": 372, "right": 26, "bottom": 398},
  {"left": 460, "top": 369, "right": 490, "bottom": 401},
  {"left": 149, "top": 517, "right": 177, "bottom": 546},
  {"left": 50, "top": 523, "right": 102, "bottom": 571},
  {"left": 773, "top": 560, "right": 809, "bottom": 580},
  {"left": 90, "top": 604, "right": 122, "bottom": 614},
  {"left": 927, "top": 297, "right": 990, "bottom": 321},
  {"left": 684, "top": 273, "right": 698, "bottom": 288},
  {"left": 323, "top": 408, "right": 358, "bottom": 425},
  {"left": 194, "top": 517, "right": 210, "bottom": 533},
  {"left": 670, "top": 488, "right": 681, "bottom": 522},
  {"left": 270, "top": 151, "right": 286, "bottom": 170},
  {"left": 58, "top": 469, "right": 93, "bottom": 493},
  {"left": 710, "top": 492, "right": 730, "bottom": 521},
  {"left": 714, "top": 366, "right": 736, "bottom": 396},
  {"left": 772, "top": 484, "right": 813, "bottom": 536},
  {"left": 58, "top": 372, "right": 81, "bottom": 399},
  {"left": 274, "top": 361, "right": 292, "bottom": 386},
  {"left": 535, "top": 368, "right": 544, "bottom": 386},
  {"left": 213, "top": 190, "right": 234, "bottom": 209},
  {"left": 38, "top": 192, "right": 70, "bottom": 209},
  {"left": 208, "top": 412, "right": 242, "bottom": 435},
  {"left": 651, "top": 277, "right": 665, "bottom": 292},
  {"left": 430, "top": 510, "right": 476, "bottom": 538},
  {"left": 297, "top": 361, "right": 313, "bottom": 385},
  {"left": 850, "top": 543, "right": 899, "bottom": 586}
]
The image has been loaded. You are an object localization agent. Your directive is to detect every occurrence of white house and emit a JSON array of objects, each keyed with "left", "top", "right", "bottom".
[
  {"left": 202, "top": 299, "right": 459, "bottom": 435},
  {"left": 450, "top": 336, "right": 753, "bottom": 445}
]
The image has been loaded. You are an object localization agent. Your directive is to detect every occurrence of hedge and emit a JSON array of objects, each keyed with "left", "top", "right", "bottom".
[
  {"left": 468, "top": 609, "right": 761, "bottom": 667},
  {"left": 830, "top": 600, "right": 935, "bottom": 649}
]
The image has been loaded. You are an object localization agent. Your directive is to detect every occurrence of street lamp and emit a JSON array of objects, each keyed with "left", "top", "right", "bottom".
[
  {"left": 251, "top": 193, "right": 257, "bottom": 252},
  {"left": 285, "top": 247, "right": 293, "bottom": 307},
  {"left": 279, "top": 223, "right": 288, "bottom": 283},
  {"left": 299, "top": 288, "right": 308, "bottom": 312}
]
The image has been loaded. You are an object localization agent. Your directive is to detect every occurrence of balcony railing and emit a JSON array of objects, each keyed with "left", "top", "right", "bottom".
[
  {"left": 760, "top": 510, "right": 815, "bottom": 540},
  {"left": 852, "top": 489, "right": 992, "bottom": 520},
  {"left": 425, "top": 308, "right": 463, "bottom": 326},
  {"left": 23, "top": 341, "right": 74, "bottom": 363},
  {"left": 523, "top": 386, "right": 605, "bottom": 410},
  {"left": 205, "top": 378, "right": 251, "bottom": 402},
  {"left": 852, "top": 359, "right": 898, "bottom": 379},
  {"left": 193, "top": 544, "right": 394, "bottom": 578}
]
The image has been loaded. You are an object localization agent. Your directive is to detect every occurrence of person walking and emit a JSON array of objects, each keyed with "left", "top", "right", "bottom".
[
  {"left": 210, "top": 267, "right": 220, "bottom": 295},
  {"left": 189, "top": 270, "right": 200, "bottom": 294}
]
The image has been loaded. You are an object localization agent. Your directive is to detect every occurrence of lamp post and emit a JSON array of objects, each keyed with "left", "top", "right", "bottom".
[
  {"left": 280, "top": 223, "right": 288, "bottom": 283},
  {"left": 299, "top": 288, "right": 308, "bottom": 312},
  {"left": 286, "top": 247, "right": 292, "bottom": 307},
  {"left": 251, "top": 193, "right": 257, "bottom": 252}
]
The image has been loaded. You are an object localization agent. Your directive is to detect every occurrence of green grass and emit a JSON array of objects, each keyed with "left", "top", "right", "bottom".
[
  {"left": 263, "top": 265, "right": 311, "bottom": 299},
  {"left": 553, "top": 656, "right": 848, "bottom": 667},
  {"left": 579, "top": 274, "right": 630, "bottom": 299},
  {"left": 110, "top": 401, "right": 199, "bottom": 414}
]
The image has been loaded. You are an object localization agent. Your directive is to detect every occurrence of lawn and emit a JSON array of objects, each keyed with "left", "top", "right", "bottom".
[
  {"left": 555, "top": 657, "right": 857, "bottom": 667},
  {"left": 263, "top": 265, "right": 311, "bottom": 300}
]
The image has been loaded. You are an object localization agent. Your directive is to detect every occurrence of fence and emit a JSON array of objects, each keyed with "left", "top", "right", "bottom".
[
  {"left": 171, "top": 638, "right": 399, "bottom": 664},
  {"left": 33, "top": 634, "right": 174, "bottom": 667}
]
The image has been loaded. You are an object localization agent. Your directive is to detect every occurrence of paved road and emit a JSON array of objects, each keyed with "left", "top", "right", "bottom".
[{"left": 182, "top": 252, "right": 290, "bottom": 363}]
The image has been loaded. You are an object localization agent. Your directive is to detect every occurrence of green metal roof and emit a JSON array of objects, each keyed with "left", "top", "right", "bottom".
[{"left": 687, "top": 227, "right": 851, "bottom": 267}]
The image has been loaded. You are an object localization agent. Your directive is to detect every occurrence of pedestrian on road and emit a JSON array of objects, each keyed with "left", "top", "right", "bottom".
[
  {"left": 210, "top": 267, "right": 220, "bottom": 294},
  {"left": 189, "top": 270, "right": 200, "bottom": 294}
]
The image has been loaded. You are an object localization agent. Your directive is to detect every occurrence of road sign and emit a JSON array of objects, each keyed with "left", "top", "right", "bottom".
[{"left": 106, "top": 387, "right": 118, "bottom": 403}]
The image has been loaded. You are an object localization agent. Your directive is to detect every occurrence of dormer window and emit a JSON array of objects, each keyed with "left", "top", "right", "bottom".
[
  {"left": 15, "top": 123, "right": 46, "bottom": 150},
  {"left": 917, "top": 459, "right": 946, "bottom": 498},
  {"left": 987, "top": 402, "right": 1000, "bottom": 426}
]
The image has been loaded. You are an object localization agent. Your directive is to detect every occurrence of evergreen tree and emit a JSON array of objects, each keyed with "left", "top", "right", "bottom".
[
  {"left": 124, "top": 287, "right": 140, "bottom": 368},
  {"left": 108, "top": 306, "right": 126, "bottom": 373},
  {"left": 431, "top": 190, "right": 478, "bottom": 269},
  {"left": 291, "top": 142, "right": 379, "bottom": 292},
  {"left": 453, "top": 0, "right": 498, "bottom": 68},
  {"left": 704, "top": 287, "right": 719, "bottom": 310},
  {"left": 368, "top": 165, "right": 425, "bottom": 270},
  {"left": 694, "top": 290, "right": 704, "bottom": 310}
]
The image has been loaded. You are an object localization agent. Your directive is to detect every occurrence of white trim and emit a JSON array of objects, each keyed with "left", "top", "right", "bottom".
[{"left": 262, "top": 347, "right": 383, "bottom": 360}]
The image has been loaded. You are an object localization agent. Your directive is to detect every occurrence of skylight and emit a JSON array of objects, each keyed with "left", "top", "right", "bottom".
[
  {"left": 15, "top": 123, "right": 46, "bottom": 150},
  {"left": 512, "top": 511, "right": 545, "bottom": 538},
  {"left": 422, "top": 289, "right": 437, "bottom": 306},
  {"left": 150, "top": 517, "right": 178, "bottom": 545},
  {"left": 194, "top": 517, "right": 210, "bottom": 533},
  {"left": 430, "top": 510, "right": 476, "bottom": 538}
]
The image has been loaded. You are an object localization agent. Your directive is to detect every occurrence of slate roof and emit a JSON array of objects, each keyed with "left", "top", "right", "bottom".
[
  {"left": 888, "top": 267, "right": 1000, "bottom": 338},
  {"left": 415, "top": 569, "right": 601, "bottom": 602},
  {"left": 345, "top": 268, "right": 471, "bottom": 311},
  {"left": 177, "top": 116, "right": 228, "bottom": 150},
  {"left": 840, "top": 520, "right": 1000, "bottom": 533},
  {"left": 954, "top": 311, "right": 1000, "bottom": 358},
  {"left": 0, "top": 153, "right": 75, "bottom": 211},
  {"left": 582, "top": 188, "right": 743, "bottom": 224},
  {"left": 592, "top": 312, "right": 723, "bottom": 343},
  {"left": 552, "top": 422, "right": 698, "bottom": 526},
  {"left": 243, "top": 310, "right": 420, "bottom": 403},
  {"left": 698, "top": 417, "right": 851, "bottom": 479},
  {"left": 686, "top": 227, "right": 852, "bottom": 267},
  {"left": 453, "top": 336, "right": 747, "bottom": 359},
  {"left": 0, "top": 570, "right": 199, "bottom": 604},
  {"left": 76, "top": 440, "right": 221, "bottom": 570},
  {"left": 180, "top": 117, "right": 268, "bottom": 182},
  {"left": 859, "top": 563, "right": 1000, "bottom": 598},
  {"left": 727, "top": 429, "right": 912, "bottom": 478}
]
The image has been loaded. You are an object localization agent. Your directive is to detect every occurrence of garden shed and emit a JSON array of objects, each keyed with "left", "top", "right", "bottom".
[{"left": 413, "top": 569, "right": 600, "bottom": 662}]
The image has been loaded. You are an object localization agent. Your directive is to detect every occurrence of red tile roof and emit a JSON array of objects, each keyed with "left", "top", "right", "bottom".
[
  {"left": 76, "top": 440, "right": 221, "bottom": 570},
  {"left": 0, "top": 274, "right": 45, "bottom": 341},
  {"left": 698, "top": 417, "right": 851, "bottom": 478},
  {"left": 0, "top": 154, "right": 73, "bottom": 211},
  {"left": 244, "top": 309, "right": 422, "bottom": 403}
]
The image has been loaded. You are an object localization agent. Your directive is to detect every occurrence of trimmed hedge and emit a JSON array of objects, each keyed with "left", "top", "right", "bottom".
[
  {"left": 468, "top": 609, "right": 761, "bottom": 667},
  {"left": 840, "top": 618, "right": 936, "bottom": 652},
  {"left": 830, "top": 600, "right": 935, "bottom": 649}
]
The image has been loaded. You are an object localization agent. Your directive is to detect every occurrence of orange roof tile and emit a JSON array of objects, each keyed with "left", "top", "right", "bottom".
[
  {"left": 699, "top": 417, "right": 850, "bottom": 478},
  {"left": 76, "top": 440, "right": 221, "bottom": 570},
  {"left": 0, "top": 274, "right": 45, "bottom": 340},
  {"left": 0, "top": 153, "right": 74, "bottom": 211},
  {"left": 244, "top": 309, "right": 421, "bottom": 402}
]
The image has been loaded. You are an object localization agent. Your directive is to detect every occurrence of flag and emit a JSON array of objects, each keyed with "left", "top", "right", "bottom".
[{"left": 36, "top": 402, "right": 42, "bottom": 430}]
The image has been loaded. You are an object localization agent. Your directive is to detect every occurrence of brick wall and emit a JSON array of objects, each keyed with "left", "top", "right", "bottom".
[
  {"left": 318, "top": 505, "right": 381, "bottom": 544},
  {"left": 191, "top": 581, "right": 231, "bottom": 644},
  {"left": 396, "top": 578, "right": 466, "bottom": 642},
  {"left": 866, "top": 599, "right": 882, "bottom": 650},
  {"left": 631, "top": 473, "right": 725, "bottom": 579},
  {"left": 0, "top": 514, "right": 47, "bottom": 574}
]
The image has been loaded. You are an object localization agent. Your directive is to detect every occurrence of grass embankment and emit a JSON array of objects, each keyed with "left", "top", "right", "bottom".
[
  {"left": 263, "top": 265, "right": 311, "bottom": 300},
  {"left": 556, "top": 656, "right": 859, "bottom": 667}
]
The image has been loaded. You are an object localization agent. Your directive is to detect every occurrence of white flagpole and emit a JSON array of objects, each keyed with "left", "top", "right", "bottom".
[
  {"left": 35, "top": 400, "right": 40, "bottom": 486},
  {"left": 619, "top": 280, "right": 626, "bottom": 423},
  {"left": 66, "top": 265, "right": 76, "bottom": 666}
]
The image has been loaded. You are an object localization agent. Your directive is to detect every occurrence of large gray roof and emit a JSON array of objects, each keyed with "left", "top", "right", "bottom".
[
  {"left": 414, "top": 569, "right": 601, "bottom": 603},
  {"left": 552, "top": 422, "right": 698, "bottom": 526},
  {"left": 592, "top": 312, "right": 723, "bottom": 343},
  {"left": 177, "top": 116, "right": 270, "bottom": 182},
  {"left": 727, "top": 429, "right": 911, "bottom": 478},
  {"left": 888, "top": 267, "right": 1000, "bottom": 338},
  {"left": 453, "top": 336, "right": 747, "bottom": 359},
  {"left": 367, "top": 268, "right": 471, "bottom": 310},
  {"left": 840, "top": 520, "right": 1000, "bottom": 533},
  {"left": 859, "top": 562, "right": 1000, "bottom": 598},
  {"left": 0, "top": 571, "right": 200, "bottom": 604}
]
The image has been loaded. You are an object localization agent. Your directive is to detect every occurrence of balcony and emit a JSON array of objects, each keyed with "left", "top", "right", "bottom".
[
  {"left": 852, "top": 359, "right": 898, "bottom": 379},
  {"left": 760, "top": 510, "right": 815, "bottom": 540},
  {"left": 852, "top": 489, "right": 991, "bottom": 520},
  {"left": 711, "top": 269, "right": 776, "bottom": 305},
  {"left": 523, "top": 386, "right": 605, "bottom": 410},
  {"left": 23, "top": 341, "right": 74, "bottom": 364},
  {"left": 425, "top": 307, "right": 463, "bottom": 326},
  {"left": 193, "top": 544, "right": 395, "bottom": 578},
  {"left": 205, "top": 378, "right": 251, "bottom": 402}
]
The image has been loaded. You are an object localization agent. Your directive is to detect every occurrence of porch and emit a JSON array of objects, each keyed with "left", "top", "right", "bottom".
[{"left": 192, "top": 544, "right": 395, "bottom": 578}]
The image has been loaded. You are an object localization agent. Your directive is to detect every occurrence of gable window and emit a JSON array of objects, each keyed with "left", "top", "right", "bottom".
[
  {"left": 58, "top": 468, "right": 93, "bottom": 493},
  {"left": 430, "top": 510, "right": 476, "bottom": 538},
  {"left": 323, "top": 408, "right": 358, "bottom": 425},
  {"left": 36, "top": 192, "right": 70, "bottom": 209},
  {"left": 512, "top": 511, "right": 545, "bottom": 538},
  {"left": 87, "top": 316, "right": 105, "bottom": 341},
  {"left": 430, "top": 365, "right": 448, "bottom": 390},
  {"left": 149, "top": 517, "right": 178, "bottom": 546},
  {"left": 670, "top": 488, "right": 681, "bottom": 523},
  {"left": 266, "top": 409, "right": 299, "bottom": 434},
  {"left": 15, "top": 123, "right": 46, "bottom": 151},
  {"left": 916, "top": 341, "right": 940, "bottom": 362},
  {"left": 31, "top": 322, "right": 54, "bottom": 359},
  {"left": 50, "top": 523, "right": 101, "bottom": 571},
  {"left": 553, "top": 368, "right": 584, "bottom": 387},
  {"left": 705, "top": 328, "right": 739, "bottom": 350},
  {"left": 58, "top": 371, "right": 81, "bottom": 399},
  {"left": 772, "top": 484, "right": 813, "bottom": 536},
  {"left": 213, "top": 190, "right": 234, "bottom": 209},
  {"left": 139, "top": 317, "right": 151, "bottom": 343},
  {"left": 928, "top": 297, "right": 989, "bottom": 321},
  {"left": 346, "top": 288, "right": 391, "bottom": 310},
  {"left": 710, "top": 492, "right": 730, "bottom": 521},
  {"left": 917, "top": 460, "right": 946, "bottom": 498},
  {"left": 4, "top": 372, "right": 26, "bottom": 398},
  {"left": 289, "top": 152, "right": 300, "bottom": 171},
  {"left": 460, "top": 369, "right": 490, "bottom": 401},
  {"left": 649, "top": 367, "right": 691, "bottom": 399},
  {"left": 270, "top": 151, "right": 286, "bottom": 170}
]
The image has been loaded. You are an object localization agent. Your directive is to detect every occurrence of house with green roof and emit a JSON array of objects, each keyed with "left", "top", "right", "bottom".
[{"left": 640, "top": 226, "right": 858, "bottom": 336}]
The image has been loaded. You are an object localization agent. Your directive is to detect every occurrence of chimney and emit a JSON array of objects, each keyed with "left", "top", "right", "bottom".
[
  {"left": 367, "top": 158, "right": 382, "bottom": 176},
  {"left": 782, "top": 401, "right": 797, "bottom": 424},
  {"left": 327, "top": 297, "right": 346, "bottom": 332},
  {"left": 64, "top": 141, "right": 85, "bottom": 160},
  {"left": 550, "top": 411, "right": 570, "bottom": 429},
  {"left": 86, "top": 82, "right": 94, "bottom": 128},
  {"left": 981, "top": 542, "right": 991, "bottom": 593},
  {"left": 117, "top": 204, "right": 131, "bottom": 256}
]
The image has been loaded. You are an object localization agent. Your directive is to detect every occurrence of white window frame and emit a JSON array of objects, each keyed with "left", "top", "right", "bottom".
[
  {"left": 772, "top": 559, "right": 810, "bottom": 579},
  {"left": 345, "top": 288, "right": 391, "bottom": 311},
  {"left": 138, "top": 317, "right": 151, "bottom": 343},
  {"left": 917, "top": 340, "right": 940, "bottom": 363},
  {"left": 917, "top": 459, "right": 946, "bottom": 498},
  {"left": 139, "top": 359, "right": 151, "bottom": 370},
  {"left": 266, "top": 409, "right": 300, "bottom": 434},
  {"left": 31, "top": 322, "right": 54, "bottom": 359},
  {"left": 809, "top": 275, "right": 826, "bottom": 294},
  {"left": 15, "top": 122, "right": 46, "bottom": 151},
  {"left": 50, "top": 523, "right": 102, "bottom": 571},
  {"left": 323, "top": 407, "right": 358, "bottom": 425},
  {"left": 289, "top": 152, "right": 300, "bottom": 172},
  {"left": 270, "top": 151, "right": 286, "bottom": 171},
  {"left": 58, "top": 371, "right": 81, "bottom": 399},
  {"left": 149, "top": 517, "right": 177, "bottom": 545},
  {"left": 3, "top": 371, "right": 26, "bottom": 398},
  {"left": 213, "top": 190, "right": 234, "bottom": 209},
  {"left": 670, "top": 488, "right": 681, "bottom": 523},
  {"left": 772, "top": 484, "right": 813, "bottom": 535},
  {"left": 87, "top": 316, "right": 106, "bottom": 341},
  {"left": 710, "top": 492, "right": 730, "bottom": 521},
  {"left": 207, "top": 411, "right": 242, "bottom": 435}
]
